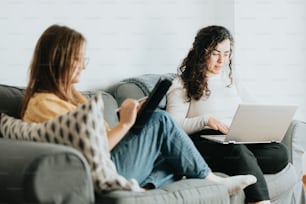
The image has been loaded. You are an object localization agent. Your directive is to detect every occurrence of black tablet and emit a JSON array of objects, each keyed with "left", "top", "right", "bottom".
[{"left": 130, "top": 78, "right": 172, "bottom": 134}]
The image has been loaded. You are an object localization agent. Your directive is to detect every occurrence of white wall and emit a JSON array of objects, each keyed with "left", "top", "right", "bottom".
[
  {"left": 0, "top": 0, "right": 233, "bottom": 90},
  {"left": 234, "top": 0, "right": 306, "bottom": 122},
  {"left": 0, "top": 1, "right": 304, "bottom": 120}
]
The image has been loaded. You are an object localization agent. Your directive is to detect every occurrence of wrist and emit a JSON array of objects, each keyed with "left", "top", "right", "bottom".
[
  {"left": 117, "top": 122, "right": 132, "bottom": 132},
  {"left": 204, "top": 114, "right": 212, "bottom": 126}
]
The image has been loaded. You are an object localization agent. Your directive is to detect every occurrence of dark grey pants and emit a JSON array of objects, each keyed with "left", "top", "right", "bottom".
[{"left": 190, "top": 129, "right": 289, "bottom": 202}]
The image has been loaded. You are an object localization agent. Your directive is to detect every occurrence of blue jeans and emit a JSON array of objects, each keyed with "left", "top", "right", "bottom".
[{"left": 111, "top": 110, "right": 211, "bottom": 187}]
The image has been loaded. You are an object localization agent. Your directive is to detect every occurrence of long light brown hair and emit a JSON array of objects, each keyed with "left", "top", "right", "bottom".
[
  {"left": 21, "top": 24, "right": 87, "bottom": 118},
  {"left": 179, "top": 25, "right": 234, "bottom": 101}
]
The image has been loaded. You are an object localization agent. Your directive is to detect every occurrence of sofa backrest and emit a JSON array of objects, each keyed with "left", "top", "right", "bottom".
[
  {"left": 0, "top": 84, "right": 119, "bottom": 129},
  {"left": 82, "top": 91, "right": 119, "bottom": 128},
  {"left": 0, "top": 73, "right": 176, "bottom": 130},
  {"left": 106, "top": 73, "right": 177, "bottom": 108},
  {"left": 0, "top": 84, "right": 24, "bottom": 119}
]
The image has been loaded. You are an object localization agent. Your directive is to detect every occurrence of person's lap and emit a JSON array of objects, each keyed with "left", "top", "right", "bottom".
[{"left": 189, "top": 130, "right": 289, "bottom": 174}]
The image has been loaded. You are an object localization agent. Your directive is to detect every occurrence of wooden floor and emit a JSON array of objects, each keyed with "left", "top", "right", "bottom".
[{"left": 303, "top": 175, "right": 306, "bottom": 189}]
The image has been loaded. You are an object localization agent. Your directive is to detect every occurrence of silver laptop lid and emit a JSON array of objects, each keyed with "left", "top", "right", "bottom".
[{"left": 225, "top": 104, "right": 298, "bottom": 143}]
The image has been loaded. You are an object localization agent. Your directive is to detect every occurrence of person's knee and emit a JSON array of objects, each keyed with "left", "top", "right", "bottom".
[
  {"left": 150, "top": 110, "right": 171, "bottom": 122},
  {"left": 270, "top": 143, "right": 289, "bottom": 170},
  {"left": 260, "top": 143, "right": 289, "bottom": 164},
  {"left": 153, "top": 109, "right": 169, "bottom": 117},
  {"left": 278, "top": 143, "right": 289, "bottom": 162},
  {"left": 144, "top": 110, "right": 173, "bottom": 132}
]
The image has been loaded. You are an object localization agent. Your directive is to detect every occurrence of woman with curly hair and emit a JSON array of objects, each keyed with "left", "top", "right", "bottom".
[{"left": 166, "top": 25, "right": 289, "bottom": 204}]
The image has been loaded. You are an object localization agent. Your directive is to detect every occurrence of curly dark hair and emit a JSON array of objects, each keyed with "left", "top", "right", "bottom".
[{"left": 179, "top": 25, "right": 234, "bottom": 101}]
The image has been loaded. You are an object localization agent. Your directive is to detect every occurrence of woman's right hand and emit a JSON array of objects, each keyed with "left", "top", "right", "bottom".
[
  {"left": 118, "top": 99, "right": 139, "bottom": 129},
  {"left": 207, "top": 117, "right": 229, "bottom": 134}
]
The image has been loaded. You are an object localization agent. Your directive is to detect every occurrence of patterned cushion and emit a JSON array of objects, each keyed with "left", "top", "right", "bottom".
[{"left": 0, "top": 92, "right": 142, "bottom": 193}]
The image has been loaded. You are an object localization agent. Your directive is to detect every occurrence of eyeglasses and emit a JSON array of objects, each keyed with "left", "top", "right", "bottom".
[{"left": 75, "top": 57, "right": 90, "bottom": 66}]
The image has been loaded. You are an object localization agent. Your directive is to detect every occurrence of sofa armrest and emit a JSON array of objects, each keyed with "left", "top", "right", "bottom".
[
  {"left": 0, "top": 139, "right": 94, "bottom": 204},
  {"left": 281, "top": 120, "right": 306, "bottom": 178}
]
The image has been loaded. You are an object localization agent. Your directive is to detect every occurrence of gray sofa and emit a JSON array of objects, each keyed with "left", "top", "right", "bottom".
[{"left": 0, "top": 73, "right": 305, "bottom": 204}]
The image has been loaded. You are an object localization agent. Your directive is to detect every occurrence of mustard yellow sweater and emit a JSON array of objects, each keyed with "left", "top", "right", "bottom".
[
  {"left": 23, "top": 93, "right": 77, "bottom": 123},
  {"left": 23, "top": 92, "right": 110, "bottom": 131}
]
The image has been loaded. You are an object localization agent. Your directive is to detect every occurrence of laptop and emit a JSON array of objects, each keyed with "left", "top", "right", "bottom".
[
  {"left": 130, "top": 78, "right": 172, "bottom": 134},
  {"left": 200, "top": 104, "right": 297, "bottom": 144}
]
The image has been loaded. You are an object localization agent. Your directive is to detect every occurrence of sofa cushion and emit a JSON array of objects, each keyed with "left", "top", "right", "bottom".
[
  {"left": 109, "top": 82, "right": 146, "bottom": 107},
  {"left": 0, "top": 92, "right": 142, "bottom": 193},
  {"left": 0, "top": 84, "right": 24, "bottom": 118},
  {"left": 100, "top": 92, "right": 119, "bottom": 128},
  {"left": 0, "top": 84, "right": 119, "bottom": 134},
  {"left": 96, "top": 179, "right": 230, "bottom": 204},
  {"left": 107, "top": 73, "right": 176, "bottom": 108},
  {"left": 264, "top": 163, "right": 299, "bottom": 201}
]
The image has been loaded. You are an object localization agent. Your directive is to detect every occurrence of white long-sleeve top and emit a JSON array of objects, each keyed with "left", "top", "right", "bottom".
[{"left": 166, "top": 72, "right": 256, "bottom": 134}]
